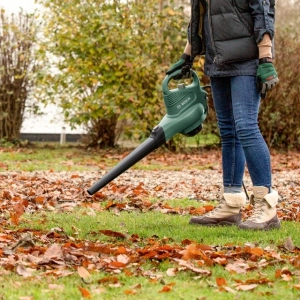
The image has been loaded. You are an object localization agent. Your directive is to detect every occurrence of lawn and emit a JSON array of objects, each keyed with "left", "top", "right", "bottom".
[{"left": 0, "top": 143, "right": 299, "bottom": 299}]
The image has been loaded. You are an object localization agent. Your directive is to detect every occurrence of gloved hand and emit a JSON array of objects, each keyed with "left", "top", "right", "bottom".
[
  {"left": 256, "top": 58, "right": 279, "bottom": 99},
  {"left": 166, "top": 53, "right": 194, "bottom": 80}
]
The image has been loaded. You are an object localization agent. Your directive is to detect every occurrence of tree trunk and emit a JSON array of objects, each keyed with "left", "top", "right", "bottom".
[{"left": 87, "top": 116, "right": 119, "bottom": 148}]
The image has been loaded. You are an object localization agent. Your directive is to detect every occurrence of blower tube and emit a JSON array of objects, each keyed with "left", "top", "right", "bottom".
[{"left": 87, "top": 125, "right": 166, "bottom": 195}]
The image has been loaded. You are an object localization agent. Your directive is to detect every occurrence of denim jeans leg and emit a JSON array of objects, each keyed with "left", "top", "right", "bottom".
[
  {"left": 230, "top": 76, "right": 271, "bottom": 188},
  {"left": 210, "top": 77, "right": 246, "bottom": 189},
  {"left": 211, "top": 76, "right": 272, "bottom": 189}
]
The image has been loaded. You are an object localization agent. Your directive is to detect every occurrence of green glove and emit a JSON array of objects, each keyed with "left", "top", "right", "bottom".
[
  {"left": 166, "top": 53, "right": 194, "bottom": 80},
  {"left": 256, "top": 58, "right": 279, "bottom": 99}
]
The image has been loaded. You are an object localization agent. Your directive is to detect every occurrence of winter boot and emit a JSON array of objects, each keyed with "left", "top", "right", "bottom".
[
  {"left": 239, "top": 186, "right": 280, "bottom": 230},
  {"left": 189, "top": 191, "right": 246, "bottom": 226}
]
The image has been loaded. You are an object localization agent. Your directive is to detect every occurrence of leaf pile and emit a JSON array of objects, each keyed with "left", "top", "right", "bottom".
[{"left": 0, "top": 161, "right": 299, "bottom": 224}]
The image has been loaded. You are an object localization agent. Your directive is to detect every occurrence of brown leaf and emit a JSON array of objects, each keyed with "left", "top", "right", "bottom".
[
  {"left": 10, "top": 202, "right": 25, "bottom": 225},
  {"left": 16, "top": 265, "right": 33, "bottom": 278},
  {"left": 132, "top": 284, "right": 142, "bottom": 289},
  {"left": 43, "top": 244, "right": 63, "bottom": 260},
  {"left": 166, "top": 268, "right": 177, "bottom": 277},
  {"left": 281, "top": 274, "right": 293, "bottom": 281},
  {"left": 216, "top": 277, "right": 227, "bottom": 287},
  {"left": 77, "top": 266, "right": 91, "bottom": 280},
  {"left": 223, "top": 286, "right": 237, "bottom": 294},
  {"left": 99, "top": 230, "right": 126, "bottom": 239},
  {"left": 48, "top": 284, "right": 64, "bottom": 291},
  {"left": 93, "top": 191, "right": 106, "bottom": 199},
  {"left": 236, "top": 284, "right": 258, "bottom": 291},
  {"left": 245, "top": 247, "right": 264, "bottom": 257},
  {"left": 181, "top": 244, "right": 203, "bottom": 260},
  {"left": 124, "top": 289, "right": 137, "bottom": 295},
  {"left": 173, "top": 258, "right": 211, "bottom": 276},
  {"left": 159, "top": 285, "right": 173, "bottom": 293},
  {"left": 117, "top": 254, "right": 130, "bottom": 264},
  {"left": 283, "top": 237, "right": 295, "bottom": 251},
  {"left": 0, "top": 233, "right": 13, "bottom": 242},
  {"left": 34, "top": 196, "right": 46, "bottom": 204},
  {"left": 225, "top": 261, "right": 250, "bottom": 274},
  {"left": 275, "top": 269, "right": 282, "bottom": 278},
  {"left": 78, "top": 287, "right": 91, "bottom": 298},
  {"left": 115, "top": 246, "right": 128, "bottom": 254},
  {"left": 98, "top": 276, "right": 119, "bottom": 284},
  {"left": 108, "top": 261, "right": 126, "bottom": 269},
  {"left": 291, "top": 255, "right": 300, "bottom": 267}
]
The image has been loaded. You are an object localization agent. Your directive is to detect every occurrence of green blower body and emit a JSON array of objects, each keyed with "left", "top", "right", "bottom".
[{"left": 87, "top": 69, "right": 208, "bottom": 195}]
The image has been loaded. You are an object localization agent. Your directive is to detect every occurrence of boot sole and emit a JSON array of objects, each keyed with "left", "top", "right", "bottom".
[
  {"left": 189, "top": 221, "right": 239, "bottom": 227},
  {"left": 239, "top": 220, "right": 281, "bottom": 231}
]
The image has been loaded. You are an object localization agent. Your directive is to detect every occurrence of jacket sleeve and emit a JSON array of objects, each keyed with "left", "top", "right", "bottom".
[{"left": 249, "top": 0, "right": 275, "bottom": 44}]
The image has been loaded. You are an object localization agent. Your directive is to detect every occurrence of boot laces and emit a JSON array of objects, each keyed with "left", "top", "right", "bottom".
[{"left": 248, "top": 199, "right": 265, "bottom": 221}]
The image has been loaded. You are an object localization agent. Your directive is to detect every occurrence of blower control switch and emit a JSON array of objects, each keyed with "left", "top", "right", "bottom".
[{"left": 177, "top": 83, "right": 185, "bottom": 89}]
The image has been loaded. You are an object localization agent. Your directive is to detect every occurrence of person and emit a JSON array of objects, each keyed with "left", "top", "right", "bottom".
[{"left": 167, "top": 0, "right": 280, "bottom": 230}]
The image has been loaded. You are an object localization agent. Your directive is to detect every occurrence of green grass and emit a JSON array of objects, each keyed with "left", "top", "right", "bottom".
[
  {"left": 0, "top": 142, "right": 219, "bottom": 172},
  {"left": 22, "top": 206, "right": 300, "bottom": 247},
  {"left": 0, "top": 144, "right": 117, "bottom": 172},
  {"left": 186, "top": 133, "right": 220, "bottom": 147},
  {"left": 1, "top": 204, "right": 299, "bottom": 300}
]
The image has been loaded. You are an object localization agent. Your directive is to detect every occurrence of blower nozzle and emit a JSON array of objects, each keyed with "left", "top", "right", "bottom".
[{"left": 87, "top": 126, "right": 166, "bottom": 195}]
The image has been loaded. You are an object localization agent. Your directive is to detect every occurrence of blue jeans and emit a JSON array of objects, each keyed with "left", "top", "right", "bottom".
[{"left": 210, "top": 76, "right": 271, "bottom": 190}]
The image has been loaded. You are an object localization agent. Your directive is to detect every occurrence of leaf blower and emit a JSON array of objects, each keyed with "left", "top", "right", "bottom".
[{"left": 87, "top": 69, "right": 208, "bottom": 195}]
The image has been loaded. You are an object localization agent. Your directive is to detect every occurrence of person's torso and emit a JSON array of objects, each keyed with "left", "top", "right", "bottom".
[{"left": 203, "top": 0, "right": 258, "bottom": 77}]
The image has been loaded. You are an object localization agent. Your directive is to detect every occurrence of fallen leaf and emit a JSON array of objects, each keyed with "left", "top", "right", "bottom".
[
  {"left": 124, "top": 289, "right": 137, "bottom": 295},
  {"left": 182, "top": 244, "right": 206, "bottom": 261},
  {"left": 77, "top": 266, "right": 91, "bottom": 280},
  {"left": 48, "top": 284, "right": 65, "bottom": 291},
  {"left": 283, "top": 237, "right": 295, "bottom": 251},
  {"left": 246, "top": 247, "right": 264, "bottom": 257},
  {"left": 236, "top": 284, "right": 258, "bottom": 291},
  {"left": 43, "top": 244, "right": 63, "bottom": 260},
  {"left": 223, "top": 286, "right": 237, "bottom": 294},
  {"left": 16, "top": 265, "right": 33, "bottom": 278},
  {"left": 78, "top": 287, "right": 91, "bottom": 298},
  {"left": 10, "top": 202, "right": 25, "bottom": 225},
  {"left": 117, "top": 254, "right": 130, "bottom": 264},
  {"left": 216, "top": 277, "right": 227, "bottom": 287},
  {"left": 173, "top": 258, "right": 211, "bottom": 276},
  {"left": 108, "top": 261, "right": 126, "bottom": 269},
  {"left": 98, "top": 276, "right": 119, "bottom": 284},
  {"left": 225, "top": 261, "right": 250, "bottom": 274},
  {"left": 159, "top": 285, "right": 172, "bottom": 293},
  {"left": 99, "top": 230, "right": 126, "bottom": 239},
  {"left": 166, "top": 268, "right": 177, "bottom": 277}
]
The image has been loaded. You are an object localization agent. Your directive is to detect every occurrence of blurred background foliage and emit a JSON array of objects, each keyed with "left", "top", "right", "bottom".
[
  {"left": 259, "top": 0, "right": 300, "bottom": 150},
  {"left": 0, "top": 0, "right": 299, "bottom": 150},
  {"left": 34, "top": 0, "right": 191, "bottom": 148}
]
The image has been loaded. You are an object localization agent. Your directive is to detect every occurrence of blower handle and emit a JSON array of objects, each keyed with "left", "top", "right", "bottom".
[{"left": 162, "top": 69, "right": 200, "bottom": 96}]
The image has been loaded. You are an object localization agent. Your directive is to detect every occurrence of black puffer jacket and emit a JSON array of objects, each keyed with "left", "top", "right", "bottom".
[{"left": 189, "top": 0, "right": 275, "bottom": 65}]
